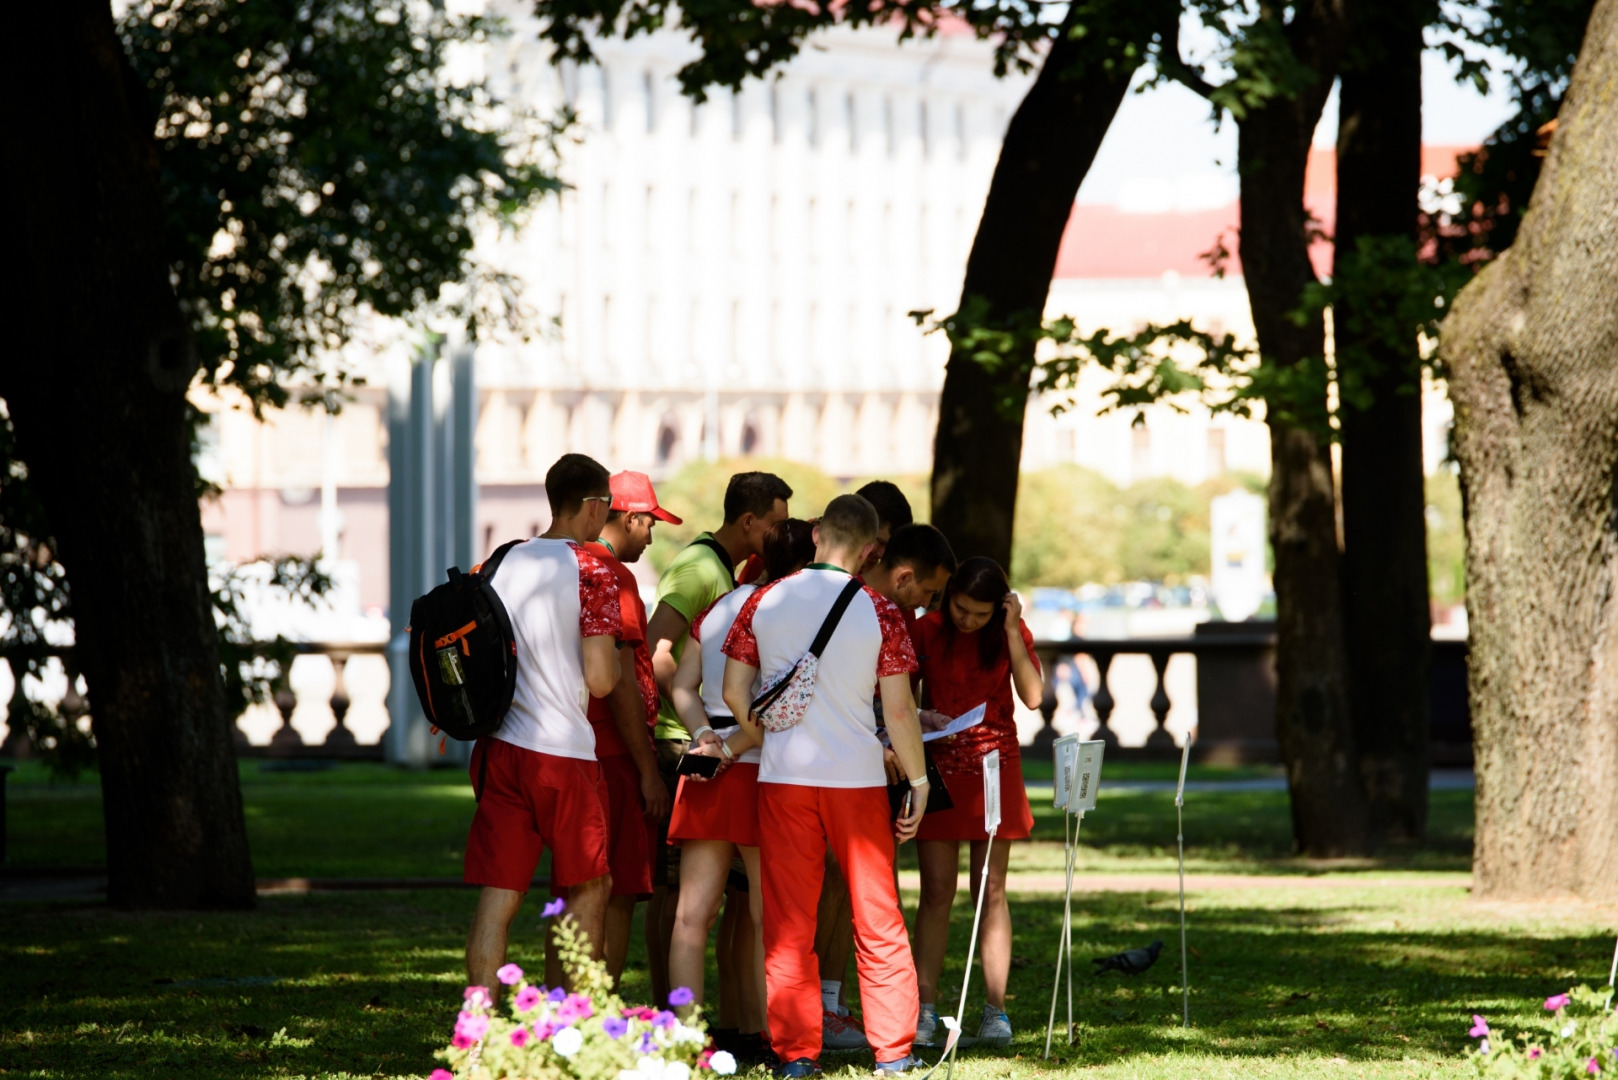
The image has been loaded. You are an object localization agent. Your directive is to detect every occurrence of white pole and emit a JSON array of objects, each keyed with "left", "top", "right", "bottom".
[
  {"left": 1045, "top": 810, "right": 1074, "bottom": 1059},
  {"left": 1175, "top": 734, "right": 1193, "bottom": 1028},
  {"left": 1068, "top": 811, "right": 1082, "bottom": 1043},
  {"left": 1608, "top": 934, "right": 1616, "bottom": 988},
  {"left": 944, "top": 831, "right": 995, "bottom": 1080}
]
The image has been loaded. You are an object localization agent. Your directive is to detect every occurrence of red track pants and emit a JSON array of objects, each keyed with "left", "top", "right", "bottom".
[{"left": 758, "top": 783, "right": 918, "bottom": 1063}]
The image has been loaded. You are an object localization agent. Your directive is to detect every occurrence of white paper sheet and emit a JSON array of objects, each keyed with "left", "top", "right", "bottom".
[{"left": 921, "top": 703, "right": 987, "bottom": 742}]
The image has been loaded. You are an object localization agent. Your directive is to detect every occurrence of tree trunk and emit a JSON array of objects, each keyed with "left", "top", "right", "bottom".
[
  {"left": 1335, "top": 0, "right": 1431, "bottom": 841},
  {"left": 2, "top": 0, "right": 257, "bottom": 908},
  {"left": 1440, "top": 0, "right": 1618, "bottom": 900},
  {"left": 929, "top": 2, "right": 1154, "bottom": 566},
  {"left": 1236, "top": 1, "right": 1375, "bottom": 855}
]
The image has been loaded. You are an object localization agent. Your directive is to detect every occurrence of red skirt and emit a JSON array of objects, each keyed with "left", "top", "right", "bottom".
[
  {"left": 668, "top": 762, "right": 760, "bottom": 848},
  {"left": 915, "top": 754, "right": 1034, "bottom": 841}
]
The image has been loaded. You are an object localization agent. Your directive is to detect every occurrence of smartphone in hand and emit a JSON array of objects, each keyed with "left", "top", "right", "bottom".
[{"left": 676, "top": 752, "right": 722, "bottom": 779}]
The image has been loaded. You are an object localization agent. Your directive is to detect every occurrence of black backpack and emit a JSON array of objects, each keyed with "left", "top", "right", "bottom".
[{"left": 406, "top": 539, "right": 524, "bottom": 743}]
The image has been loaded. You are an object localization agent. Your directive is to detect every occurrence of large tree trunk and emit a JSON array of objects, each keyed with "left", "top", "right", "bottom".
[
  {"left": 3, "top": 0, "right": 256, "bottom": 908},
  {"left": 1440, "top": 0, "right": 1618, "bottom": 900},
  {"left": 929, "top": 2, "right": 1155, "bottom": 566},
  {"left": 1334, "top": 0, "right": 1431, "bottom": 841},
  {"left": 1236, "top": 0, "right": 1375, "bottom": 855}
]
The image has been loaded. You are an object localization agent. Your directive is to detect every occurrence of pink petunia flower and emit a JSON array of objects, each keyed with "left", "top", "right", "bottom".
[
  {"left": 510, "top": 1028, "right": 530, "bottom": 1048},
  {"left": 1529, "top": 1049, "right": 1542, "bottom": 1060},
  {"left": 1587, "top": 1058, "right": 1601, "bottom": 1075},
  {"left": 534, "top": 1018, "right": 559, "bottom": 1041},
  {"left": 452, "top": 1032, "right": 475, "bottom": 1049},
  {"left": 557, "top": 994, "right": 595, "bottom": 1023},
  {"left": 430, "top": 1071, "right": 455, "bottom": 1080},
  {"left": 1469, "top": 1016, "right": 1490, "bottom": 1038},
  {"left": 454, "top": 1013, "right": 490, "bottom": 1042},
  {"left": 463, "top": 986, "right": 492, "bottom": 1009},
  {"left": 514, "top": 986, "right": 542, "bottom": 1013},
  {"left": 497, "top": 964, "right": 524, "bottom": 986},
  {"left": 1546, "top": 995, "right": 1571, "bottom": 1012}
]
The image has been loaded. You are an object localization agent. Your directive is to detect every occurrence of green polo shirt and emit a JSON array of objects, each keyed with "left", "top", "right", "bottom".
[{"left": 652, "top": 533, "right": 736, "bottom": 740}]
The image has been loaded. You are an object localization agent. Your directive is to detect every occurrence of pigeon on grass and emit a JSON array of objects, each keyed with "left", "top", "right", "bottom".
[{"left": 1092, "top": 940, "right": 1162, "bottom": 975}]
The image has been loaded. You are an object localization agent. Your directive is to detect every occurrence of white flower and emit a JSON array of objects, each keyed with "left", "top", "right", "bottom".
[
  {"left": 710, "top": 1051, "right": 738, "bottom": 1075},
  {"left": 665, "top": 1063, "right": 691, "bottom": 1080},
  {"left": 637, "top": 1057, "right": 665, "bottom": 1073},
  {"left": 1562, "top": 1023, "right": 1576, "bottom": 1038},
  {"left": 672, "top": 1024, "right": 707, "bottom": 1046},
  {"left": 617, "top": 1072, "right": 643, "bottom": 1080},
  {"left": 553, "top": 1026, "right": 585, "bottom": 1057}
]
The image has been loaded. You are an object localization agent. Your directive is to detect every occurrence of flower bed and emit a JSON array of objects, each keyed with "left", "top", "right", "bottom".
[
  {"left": 1465, "top": 986, "right": 1616, "bottom": 1078},
  {"left": 434, "top": 903, "right": 735, "bottom": 1080}
]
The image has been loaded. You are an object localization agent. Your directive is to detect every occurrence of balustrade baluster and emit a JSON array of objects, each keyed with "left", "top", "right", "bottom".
[
  {"left": 1088, "top": 649, "right": 1120, "bottom": 749},
  {"left": 268, "top": 670, "right": 304, "bottom": 751},
  {"left": 1145, "top": 648, "right": 1177, "bottom": 751},
  {"left": 323, "top": 653, "right": 358, "bottom": 750}
]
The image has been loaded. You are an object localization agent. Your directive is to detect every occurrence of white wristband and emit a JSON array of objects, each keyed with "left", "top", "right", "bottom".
[
  {"left": 910, "top": 776, "right": 930, "bottom": 789},
  {"left": 718, "top": 739, "right": 736, "bottom": 761},
  {"left": 691, "top": 725, "right": 714, "bottom": 743}
]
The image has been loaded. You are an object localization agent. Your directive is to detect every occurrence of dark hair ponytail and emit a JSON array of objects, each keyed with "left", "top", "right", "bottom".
[{"left": 940, "top": 556, "right": 1012, "bottom": 670}]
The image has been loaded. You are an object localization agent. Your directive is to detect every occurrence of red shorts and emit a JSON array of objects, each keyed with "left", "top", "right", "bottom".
[
  {"left": 465, "top": 738, "right": 610, "bottom": 892},
  {"left": 668, "top": 762, "right": 760, "bottom": 848},
  {"left": 553, "top": 754, "right": 654, "bottom": 899},
  {"left": 915, "top": 754, "right": 1034, "bottom": 842}
]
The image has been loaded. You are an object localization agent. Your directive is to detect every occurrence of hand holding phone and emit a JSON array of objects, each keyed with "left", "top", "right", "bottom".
[{"left": 676, "top": 751, "right": 722, "bottom": 780}]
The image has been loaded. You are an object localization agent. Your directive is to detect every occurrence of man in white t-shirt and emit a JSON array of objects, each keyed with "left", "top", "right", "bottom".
[
  {"left": 464, "top": 453, "right": 624, "bottom": 996},
  {"left": 721, "top": 494, "right": 930, "bottom": 1078}
]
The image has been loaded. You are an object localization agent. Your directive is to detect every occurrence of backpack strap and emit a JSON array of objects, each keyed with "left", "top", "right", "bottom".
[
  {"left": 808, "top": 578, "right": 865, "bottom": 659},
  {"left": 474, "top": 538, "right": 526, "bottom": 582},
  {"left": 689, "top": 535, "right": 736, "bottom": 579}
]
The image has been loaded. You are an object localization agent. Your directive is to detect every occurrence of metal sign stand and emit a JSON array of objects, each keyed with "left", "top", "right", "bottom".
[
  {"left": 1607, "top": 933, "right": 1616, "bottom": 989},
  {"left": 941, "top": 752, "right": 1002, "bottom": 1080},
  {"left": 1044, "top": 737, "right": 1103, "bottom": 1060},
  {"left": 1174, "top": 733, "right": 1194, "bottom": 1028}
]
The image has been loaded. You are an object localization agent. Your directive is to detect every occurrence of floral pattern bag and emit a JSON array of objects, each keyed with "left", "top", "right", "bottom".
[{"left": 751, "top": 578, "right": 864, "bottom": 733}]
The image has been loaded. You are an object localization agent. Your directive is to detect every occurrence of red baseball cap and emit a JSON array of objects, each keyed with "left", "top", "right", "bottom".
[{"left": 609, "top": 471, "right": 683, "bottom": 524}]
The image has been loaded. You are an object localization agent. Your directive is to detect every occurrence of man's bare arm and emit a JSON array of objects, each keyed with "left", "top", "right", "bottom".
[
  {"left": 646, "top": 601, "right": 692, "bottom": 700},
  {"left": 604, "top": 659, "right": 670, "bottom": 819},
  {"left": 582, "top": 635, "right": 621, "bottom": 699},
  {"left": 880, "top": 672, "right": 929, "bottom": 840}
]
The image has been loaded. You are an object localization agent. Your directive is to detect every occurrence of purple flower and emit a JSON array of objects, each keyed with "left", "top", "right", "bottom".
[
  {"left": 603, "top": 1017, "right": 629, "bottom": 1040},
  {"left": 510, "top": 1027, "right": 531, "bottom": 1048},
  {"left": 547, "top": 987, "right": 568, "bottom": 1004},
  {"left": 653, "top": 1010, "right": 678, "bottom": 1030},
  {"left": 514, "top": 986, "right": 542, "bottom": 1013},
  {"left": 497, "top": 964, "right": 524, "bottom": 986},
  {"left": 669, "top": 987, "right": 695, "bottom": 1007},
  {"left": 1469, "top": 1016, "right": 1490, "bottom": 1039},
  {"left": 638, "top": 1031, "right": 658, "bottom": 1054},
  {"left": 1546, "top": 995, "right": 1571, "bottom": 1012},
  {"left": 542, "top": 898, "right": 567, "bottom": 918}
]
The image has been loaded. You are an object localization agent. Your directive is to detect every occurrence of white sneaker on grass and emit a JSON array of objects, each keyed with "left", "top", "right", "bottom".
[
  {"left": 975, "top": 1003, "right": 1012, "bottom": 1048},
  {"left": 822, "top": 1008, "right": 870, "bottom": 1052},
  {"left": 914, "top": 1003, "right": 938, "bottom": 1047}
]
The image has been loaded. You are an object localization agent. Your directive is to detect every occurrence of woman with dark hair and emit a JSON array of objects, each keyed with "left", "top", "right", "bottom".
[
  {"left": 664, "top": 518, "right": 818, "bottom": 1060},
  {"left": 908, "top": 556, "right": 1043, "bottom": 1049}
]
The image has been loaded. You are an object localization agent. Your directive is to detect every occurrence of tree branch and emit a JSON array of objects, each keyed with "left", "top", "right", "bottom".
[{"left": 1158, "top": 14, "right": 1219, "bottom": 100}]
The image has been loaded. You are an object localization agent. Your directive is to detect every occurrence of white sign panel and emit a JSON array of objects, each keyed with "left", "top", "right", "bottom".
[
  {"left": 982, "top": 750, "right": 1002, "bottom": 833},
  {"left": 1210, "top": 489, "right": 1268, "bottom": 622},
  {"left": 1052, "top": 734, "right": 1080, "bottom": 810},
  {"left": 1070, "top": 740, "right": 1105, "bottom": 813}
]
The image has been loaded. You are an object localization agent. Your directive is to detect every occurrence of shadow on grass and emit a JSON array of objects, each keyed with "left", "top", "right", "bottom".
[{"left": 3, "top": 884, "right": 1611, "bottom": 1080}]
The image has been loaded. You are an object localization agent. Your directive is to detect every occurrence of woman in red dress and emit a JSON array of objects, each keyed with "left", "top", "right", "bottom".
[{"left": 909, "top": 557, "right": 1043, "bottom": 1049}]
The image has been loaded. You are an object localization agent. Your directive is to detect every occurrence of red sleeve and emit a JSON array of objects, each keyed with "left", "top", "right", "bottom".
[
  {"left": 569, "top": 542, "right": 623, "bottom": 639},
  {"left": 866, "top": 588, "right": 919, "bottom": 678},
  {"left": 721, "top": 585, "right": 769, "bottom": 668},
  {"left": 615, "top": 566, "right": 645, "bottom": 647},
  {"left": 1019, "top": 619, "right": 1042, "bottom": 677}
]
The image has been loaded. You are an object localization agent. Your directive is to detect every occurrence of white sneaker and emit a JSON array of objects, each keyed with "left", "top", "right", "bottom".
[
  {"left": 915, "top": 1003, "right": 938, "bottom": 1047},
  {"left": 975, "top": 1003, "right": 1012, "bottom": 1048},
  {"left": 822, "top": 1008, "right": 870, "bottom": 1052}
]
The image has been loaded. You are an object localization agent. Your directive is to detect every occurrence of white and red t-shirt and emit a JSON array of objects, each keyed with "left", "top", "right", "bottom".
[
  {"left": 722, "top": 567, "right": 917, "bottom": 788},
  {"left": 489, "top": 538, "right": 622, "bottom": 761},
  {"left": 691, "top": 586, "right": 763, "bottom": 766}
]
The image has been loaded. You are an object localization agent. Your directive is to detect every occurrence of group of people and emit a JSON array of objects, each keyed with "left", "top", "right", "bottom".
[{"left": 462, "top": 453, "right": 1044, "bottom": 1078}]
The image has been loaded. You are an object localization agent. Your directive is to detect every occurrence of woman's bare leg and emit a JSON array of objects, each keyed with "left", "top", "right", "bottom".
[
  {"left": 667, "top": 840, "right": 734, "bottom": 1017},
  {"left": 911, "top": 840, "right": 960, "bottom": 1005}
]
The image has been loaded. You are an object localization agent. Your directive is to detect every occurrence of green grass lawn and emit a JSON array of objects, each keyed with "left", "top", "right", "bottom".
[{"left": 3, "top": 759, "right": 1610, "bottom": 1080}]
